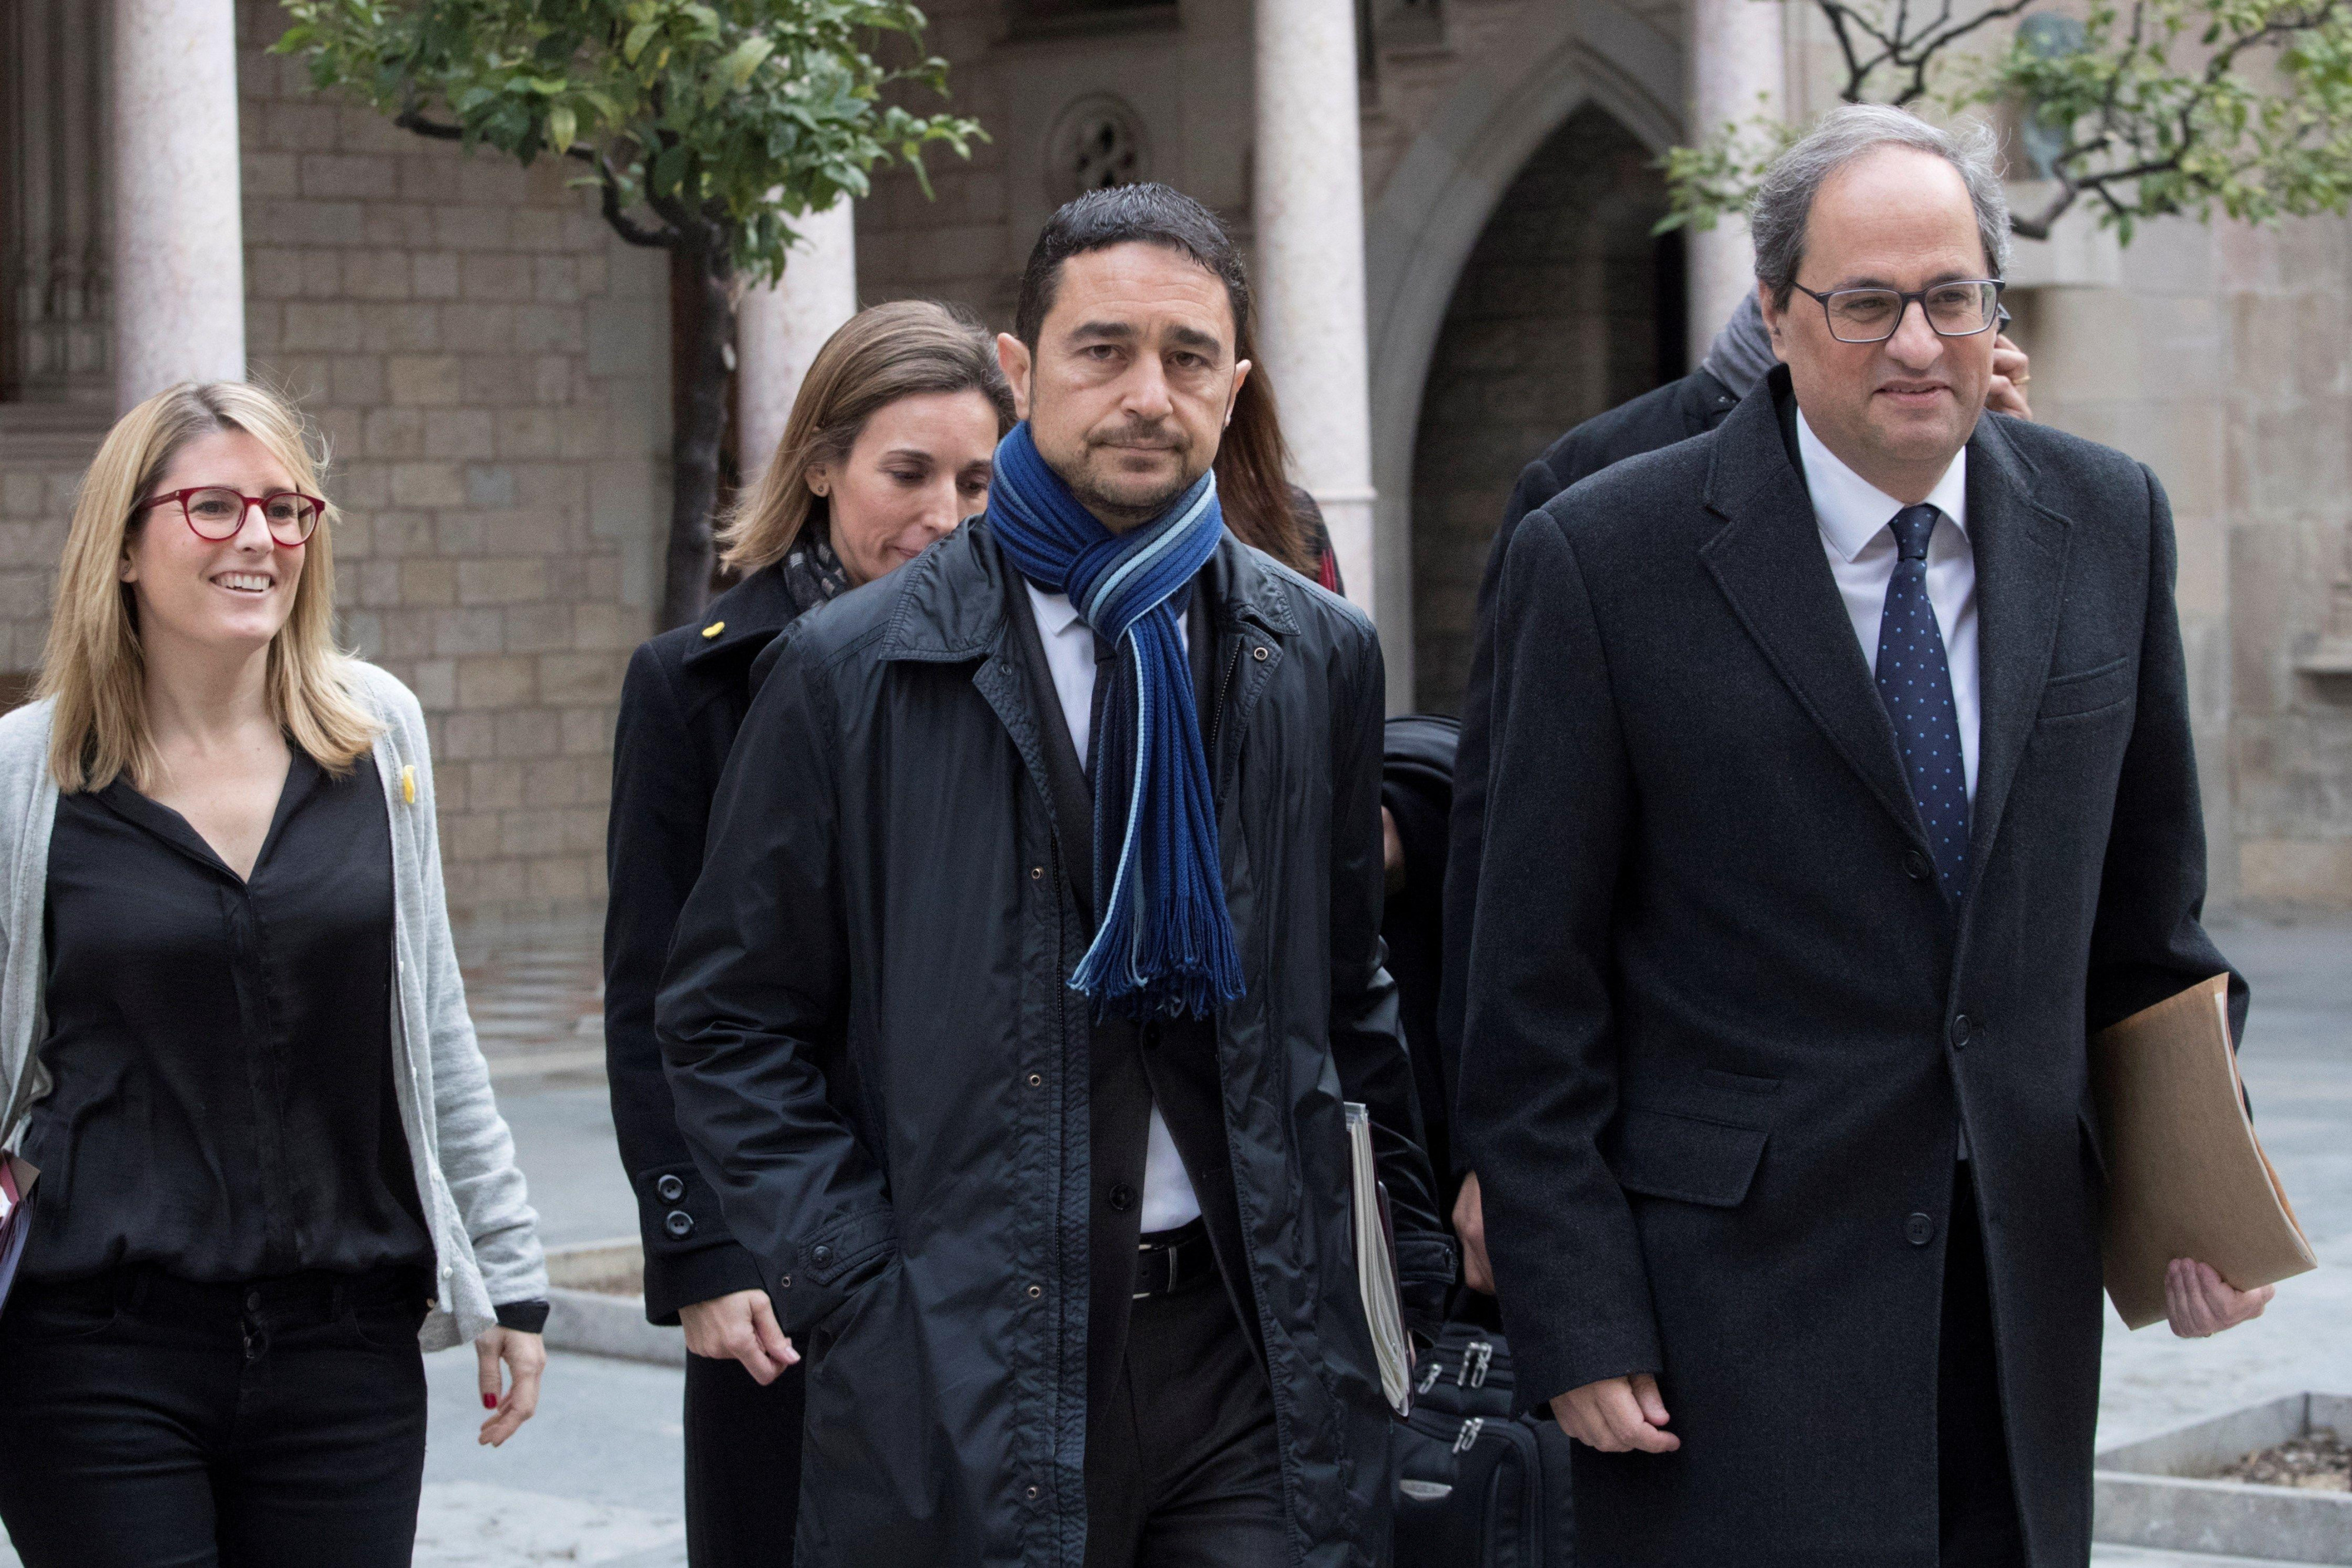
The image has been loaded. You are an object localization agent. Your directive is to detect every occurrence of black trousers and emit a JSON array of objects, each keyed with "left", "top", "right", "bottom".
[
  {"left": 1939, "top": 1171, "right": 2028, "bottom": 1567},
  {"left": 0, "top": 1266, "right": 429, "bottom": 1568},
  {"left": 684, "top": 1348, "right": 804, "bottom": 1566},
  {"left": 1082, "top": 1269, "right": 1286, "bottom": 1568}
]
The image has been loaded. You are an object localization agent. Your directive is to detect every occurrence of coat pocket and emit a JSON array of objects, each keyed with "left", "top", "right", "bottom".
[
  {"left": 2037, "top": 657, "right": 2133, "bottom": 722},
  {"left": 1611, "top": 1105, "right": 1768, "bottom": 1208}
]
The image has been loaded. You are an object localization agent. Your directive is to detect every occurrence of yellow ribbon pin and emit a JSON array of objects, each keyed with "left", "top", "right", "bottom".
[
  {"left": 701, "top": 621, "right": 726, "bottom": 639},
  {"left": 400, "top": 764, "right": 417, "bottom": 804}
]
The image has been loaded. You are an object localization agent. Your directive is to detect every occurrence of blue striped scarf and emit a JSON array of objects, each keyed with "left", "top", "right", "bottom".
[{"left": 988, "top": 422, "right": 1244, "bottom": 1020}]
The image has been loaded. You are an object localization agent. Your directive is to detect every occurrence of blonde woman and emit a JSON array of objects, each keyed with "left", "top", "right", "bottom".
[
  {"left": 604, "top": 299, "right": 1011, "bottom": 1566},
  {"left": 0, "top": 382, "right": 547, "bottom": 1567}
]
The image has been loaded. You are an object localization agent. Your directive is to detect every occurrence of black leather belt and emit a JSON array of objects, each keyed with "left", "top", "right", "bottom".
[{"left": 1132, "top": 1219, "right": 1212, "bottom": 1299}]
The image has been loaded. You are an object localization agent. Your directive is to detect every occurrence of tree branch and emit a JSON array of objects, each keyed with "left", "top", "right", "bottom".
[
  {"left": 596, "top": 153, "right": 674, "bottom": 248},
  {"left": 393, "top": 108, "right": 464, "bottom": 142}
]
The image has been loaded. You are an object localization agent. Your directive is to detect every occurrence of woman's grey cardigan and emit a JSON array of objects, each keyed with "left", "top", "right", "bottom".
[{"left": 0, "top": 660, "right": 546, "bottom": 1350}]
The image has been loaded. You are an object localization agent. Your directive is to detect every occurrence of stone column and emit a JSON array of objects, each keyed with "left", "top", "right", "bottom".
[
  {"left": 110, "top": 0, "right": 245, "bottom": 409},
  {"left": 1252, "top": 0, "right": 1377, "bottom": 607},
  {"left": 1686, "top": 0, "right": 1787, "bottom": 362},
  {"left": 737, "top": 198, "right": 858, "bottom": 489}
]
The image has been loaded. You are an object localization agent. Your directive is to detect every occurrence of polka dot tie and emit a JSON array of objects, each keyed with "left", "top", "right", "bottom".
[{"left": 1875, "top": 504, "right": 1970, "bottom": 899}]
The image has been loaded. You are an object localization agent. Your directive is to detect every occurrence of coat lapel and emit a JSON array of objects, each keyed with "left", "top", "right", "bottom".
[
  {"left": 1960, "top": 416, "right": 2070, "bottom": 884},
  {"left": 1700, "top": 380, "right": 1929, "bottom": 855}
]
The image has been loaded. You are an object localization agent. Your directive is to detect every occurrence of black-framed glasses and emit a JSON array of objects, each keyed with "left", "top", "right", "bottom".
[
  {"left": 1790, "top": 280, "right": 2006, "bottom": 344},
  {"left": 136, "top": 487, "right": 324, "bottom": 547}
]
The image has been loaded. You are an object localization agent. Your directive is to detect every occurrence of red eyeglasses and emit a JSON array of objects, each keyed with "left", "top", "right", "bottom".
[{"left": 136, "top": 487, "right": 324, "bottom": 547}]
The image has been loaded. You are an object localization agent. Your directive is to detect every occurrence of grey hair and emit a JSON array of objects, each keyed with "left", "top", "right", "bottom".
[{"left": 1749, "top": 103, "right": 2012, "bottom": 308}]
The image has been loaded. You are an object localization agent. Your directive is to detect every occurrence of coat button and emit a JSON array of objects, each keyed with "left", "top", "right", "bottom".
[
  {"left": 664, "top": 1209, "right": 694, "bottom": 1238},
  {"left": 1027, "top": 1284, "right": 1043, "bottom": 1299},
  {"left": 1903, "top": 851, "right": 1930, "bottom": 881},
  {"left": 1905, "top": 1212, "right": 1936, "bottom": 1246},
  {"left": 656, "top": 1174, "right": 685, "bottom": 1202},
  {"left": 1109, "top": 1183, "right": 1136, "bottom": 1212},
  {"left": 1950, "top": 1014, "right": 1973, "bottom": 1049},
  {"left": 779, "top": 1274, "right": 791, "bottom": 1289},
  {"left": 441, "top": 1265, "right": 455, "bottom": 1280},
  {"left": 1027, "top": 1485, "right": 1041, "bottom": 1500},
  {"left": 1027, "top": 1072, "right": 1043, "bottom": 1088},
  {"left": 1251, "top": 645, "right": 1269, "bottom": 661},
  {"left": 1031, "top": 865, "right": 1044, "bottom": 880},
  {"left": 246, "top": 1290, "right": 263, "bottom": 1312},
  {"left": 812, "top": 1244, "right": 833, "bottom": 1266}
]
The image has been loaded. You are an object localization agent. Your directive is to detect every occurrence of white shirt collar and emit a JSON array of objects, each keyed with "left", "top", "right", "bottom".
[
  {"left": 1795, "top": 410, "right": 1970, "bottom": 563},
  {"left": 1027, "top": 583, "right": 1087, "bottom": 640}
]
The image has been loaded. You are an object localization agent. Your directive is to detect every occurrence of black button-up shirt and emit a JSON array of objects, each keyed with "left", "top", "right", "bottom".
[{"left": 21, "top": 750, "right": 433, "bottom": 1283}]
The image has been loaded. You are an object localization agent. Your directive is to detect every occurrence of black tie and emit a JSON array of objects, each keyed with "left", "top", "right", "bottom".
[{"left": 1875, "top": 504, "right": 1969, "bottom": 898}]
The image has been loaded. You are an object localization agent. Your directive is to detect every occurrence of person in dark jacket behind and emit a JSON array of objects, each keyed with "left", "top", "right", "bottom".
[
  {"left": 1441, "top": 283, "right": 2037, "bottom": 1294},
  {"left": 1378, "top": 715, "right": 1460, "bottom": 1212},
  {"left": 603, "top": 300, "right": 1013, "bottom": 1568},
  {"left": 657, "top": 183, "right": 1451, "bottom": 1568}
]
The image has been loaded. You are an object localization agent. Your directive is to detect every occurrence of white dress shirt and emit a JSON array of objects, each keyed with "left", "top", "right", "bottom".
[
  {"left": 1796, "top": 412, "right": 1981, "bottom": 803},
  {"left": 1024, "top": 582, "right": 1204, "bottom": 1234}
]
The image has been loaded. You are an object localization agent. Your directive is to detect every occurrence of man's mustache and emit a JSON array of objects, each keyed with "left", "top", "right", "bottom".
[{"left": 1087, "top": 422, "right": 1187, "bottom": 452}]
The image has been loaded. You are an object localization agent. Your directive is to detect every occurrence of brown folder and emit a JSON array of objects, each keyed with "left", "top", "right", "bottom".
[{"left": 2090, "top": 975, "right": 2317, "bottom": 1330}]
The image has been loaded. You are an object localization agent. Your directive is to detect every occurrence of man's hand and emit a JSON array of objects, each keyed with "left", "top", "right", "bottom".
[
  {"left": 1551, "top": 1373, "right": 1681, "bottom": 1453},
  {"left": 680, "top": 1288, "right": 801, "bottom": 1383},
  {"left": 2165, "top": 1258, "right": 2274, "bottom": 1338},
  {"left": 1453, "top": 1171, "right": 1495, "bottom": 1295},
  {"left": 1987, "top": 332, "right": 2033, "bottom": 420}
]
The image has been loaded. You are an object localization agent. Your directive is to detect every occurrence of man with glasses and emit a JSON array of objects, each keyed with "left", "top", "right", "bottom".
[{"left": 1458, "top": 104, "right": 2261, "bottom": 1566}]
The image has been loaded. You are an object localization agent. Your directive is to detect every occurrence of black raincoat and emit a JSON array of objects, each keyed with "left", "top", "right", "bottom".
[{"left": 657, "top": 519, "right": 1452, "bottom": 1567}]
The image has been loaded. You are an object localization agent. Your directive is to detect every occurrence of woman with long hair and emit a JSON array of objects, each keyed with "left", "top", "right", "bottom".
[
  {"left": 0, "top": 382, "right": 547, "bottom": 1566},
  {"left": 604, "top": 297, "right": 1015, "bottom": 1567},
  {"left": 1214, "top": 317, "right": 1345, "bottom": 594}
]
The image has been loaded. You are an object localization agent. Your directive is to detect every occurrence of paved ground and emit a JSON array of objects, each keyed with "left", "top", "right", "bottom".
[{"left": 3, "top": 912, "right": 2344, "bottom": 1566}]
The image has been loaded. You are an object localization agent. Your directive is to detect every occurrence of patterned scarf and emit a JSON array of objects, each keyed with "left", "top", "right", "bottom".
[
  {"left": 987, "top": 422, "right": 1243, "bottom": 1020},
  {"left": 781, "top": 517, "right": 853, "bottom": 609}
]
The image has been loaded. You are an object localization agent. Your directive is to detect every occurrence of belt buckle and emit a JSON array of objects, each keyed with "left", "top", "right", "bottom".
[{"left": 1133, "top": 1233, "right": 1181, "bottom": 1299}]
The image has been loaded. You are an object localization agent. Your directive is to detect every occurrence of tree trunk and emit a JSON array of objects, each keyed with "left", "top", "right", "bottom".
[{"left": 661, "top": 237, "right": 735, "bottom": 631}]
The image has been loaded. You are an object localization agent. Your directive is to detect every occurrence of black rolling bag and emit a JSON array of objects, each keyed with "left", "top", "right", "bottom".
[{"left": 1392, "top": 1322, "right": 1575, "bottom": 1567}]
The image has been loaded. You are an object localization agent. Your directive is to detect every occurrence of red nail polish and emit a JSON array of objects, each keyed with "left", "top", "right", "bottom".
[{"left": 483, "top": 1393, "right": 498, "bottom": 1410}]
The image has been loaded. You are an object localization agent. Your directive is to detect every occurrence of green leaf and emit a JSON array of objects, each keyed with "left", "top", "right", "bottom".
[
  {"left": 623, "top": 20, "right": 659, "bottom": 63},
  {"left": 718, "top": 36, "right": 775, "bottom": 92},
  {"left": 546, "top": 103, "right": 577, "bottom": 152}
]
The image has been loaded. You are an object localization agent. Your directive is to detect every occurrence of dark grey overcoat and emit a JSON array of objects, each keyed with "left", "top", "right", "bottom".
[
  {"left": 1459, "top": 369, "right": 2243, "bottom": 1567},
  {"left": 657, "top": 519, "right": 1452, "bottom": 1567}
]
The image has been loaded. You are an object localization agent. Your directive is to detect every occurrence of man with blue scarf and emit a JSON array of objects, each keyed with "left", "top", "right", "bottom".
[{"left": 659, "top": 185, "right": 1452, "bottom": 1568}]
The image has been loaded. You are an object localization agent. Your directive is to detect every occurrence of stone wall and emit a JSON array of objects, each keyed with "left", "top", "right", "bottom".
[
  {"left": 232, "top": 0, "right": 671, "bottom": 915},
  {"left": 2, "top": 8, "right": 670, "bottom": 918},
  {"left": 856, "top": 0, "right": 1261, "bottom": 327},
  {"left": 2003, "top": 214, "right": 2352, "bottom": 911}
]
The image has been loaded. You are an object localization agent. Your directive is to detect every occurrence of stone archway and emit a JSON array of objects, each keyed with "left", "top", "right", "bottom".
[
  {"left": 1405, "top": 106, "right": 1675, "bottom": 713},
  {"left": 1357, "top": 6, "right": 1682, "bottom": 707}
]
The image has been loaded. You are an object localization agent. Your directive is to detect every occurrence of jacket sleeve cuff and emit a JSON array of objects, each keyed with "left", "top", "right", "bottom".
[
  {"left": 1501, "top": 1314, "right": 1665, "bottom": 1422},
  {"left": 494, "top": 1299, "right": 551, "bottom": 1334},
  {"left": 642, "top": 1238, "right": 769, "bottom": 1326},
  {"left": 632, "top": 1160, "right": 773, "bottom": 1325}
]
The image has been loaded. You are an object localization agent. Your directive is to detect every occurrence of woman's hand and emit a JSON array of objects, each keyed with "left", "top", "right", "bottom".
[
  {"left": 475, "top": 1326, "right": 546, "bottom": 1446},
  {"left": 679, "top": 1288, "right": 800, "bottom": 1384}
]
